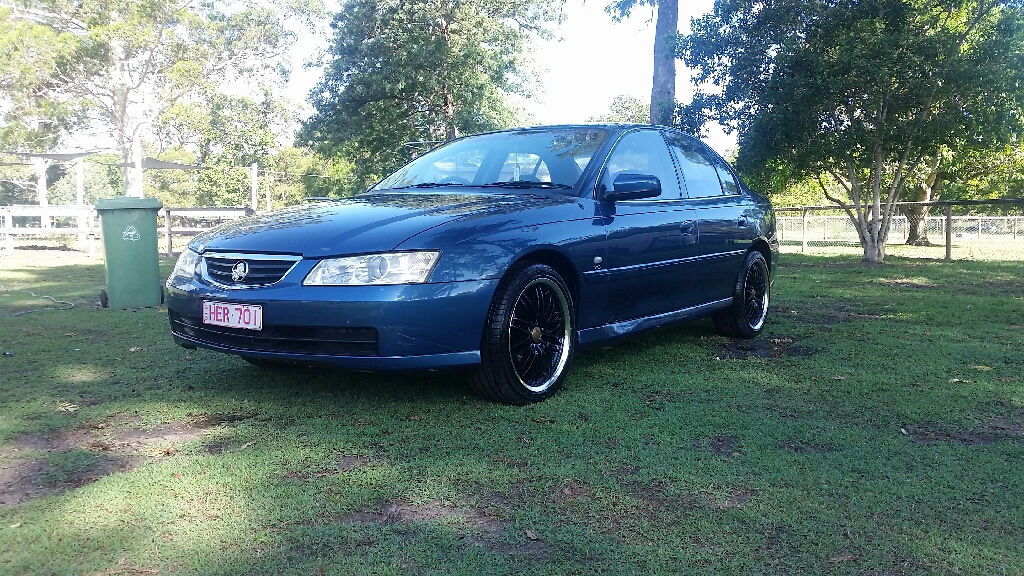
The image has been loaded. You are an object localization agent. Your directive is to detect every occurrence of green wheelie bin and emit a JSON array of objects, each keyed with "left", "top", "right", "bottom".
[{"left": 95, "top": 197, "right": 164, "bottom": 309}]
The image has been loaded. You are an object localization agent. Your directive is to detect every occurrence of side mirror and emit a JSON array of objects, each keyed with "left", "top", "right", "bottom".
[{"left": 602, "top": 173, "right": 661, "bottom": 201}]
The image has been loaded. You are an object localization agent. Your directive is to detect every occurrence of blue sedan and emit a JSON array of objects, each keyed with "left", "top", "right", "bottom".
[{"left": 166, "top": 124, "right": 778, "bottom": 404}]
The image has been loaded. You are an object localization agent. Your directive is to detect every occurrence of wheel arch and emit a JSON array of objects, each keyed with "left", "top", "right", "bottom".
[
  {"left": 512, "top": 248, "right": 580, "bottom": 308},
  {"left": 750, "top": 238, "right": 773, "bottom": 272}
]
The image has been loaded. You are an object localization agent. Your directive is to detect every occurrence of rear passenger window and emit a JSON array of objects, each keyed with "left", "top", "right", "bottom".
[
  {"left": 667, "top": 136, "right": 723, "bottom": 199},
  {"left": 714, "top": 160, "right": 740, "bottom": 195}
]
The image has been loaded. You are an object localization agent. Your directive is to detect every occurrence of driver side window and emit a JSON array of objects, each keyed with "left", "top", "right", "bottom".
[{"left": 600, "top": 131, "right": 681, "bottom": 200}]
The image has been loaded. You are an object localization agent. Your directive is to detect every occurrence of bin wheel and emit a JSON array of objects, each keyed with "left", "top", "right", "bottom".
[{"left": 99, "top": 289, "right": 108, "bottom": 308}]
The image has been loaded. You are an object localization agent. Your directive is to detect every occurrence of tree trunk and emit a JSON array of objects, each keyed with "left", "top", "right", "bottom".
[
  {"left": 107, "top": 24, "right": 136, "bottom": 196},
  {"left": 443, "top": 90, "right": 457, "bottom": 141},
  {"left": 862, "top": 239, "right": 885, "bottom": 262},
  {"left": 903, "top": 174, "right": 942, "bottom": 245},
  {"left": 904, "top": 202, "right": 932, "bottom": 245},
  {"left": 649, "top": 0, "right": 677, "bottom": 126}
]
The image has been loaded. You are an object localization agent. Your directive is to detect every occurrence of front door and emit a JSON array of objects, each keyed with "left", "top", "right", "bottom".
[{"left": 598, "top": 129, "right": 703, "bottom": 322}]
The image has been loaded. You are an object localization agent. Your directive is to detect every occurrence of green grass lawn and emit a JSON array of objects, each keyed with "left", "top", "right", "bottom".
[{"left": 1, "top": 249, "right": 1022, "bottom": 575}]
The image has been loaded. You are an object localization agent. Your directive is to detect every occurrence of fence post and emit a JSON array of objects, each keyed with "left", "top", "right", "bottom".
[
  {"left": 945, "top": 204, "right": 952, "bottom": 261},
  {"left": 977, "top": 216, "right": 982, "bottom": 239},
  {"left": 1014, "top": 216, "right": 1018, "bottom": 240},
  {"left": 87, "top": 211, "right": 96, "bottom": 258},
  {"left": 163, "top": 207, "right": 173, "bottom": 257},
  {"left": 76, "top": 158, "right": 86, "bottom": 244},
  {"left": 250, "top": 163, "right": 259, "bottom": 211},
  {"left": 265, "top": 174, "right": 272, "bottom": 213},
  {"left": 3, "top": 208, "right": 12, "bottom": 254},
  {"left": 822, "top": 216, "right": 828, "bottom": 241},
  {"left": 801, "top": 209, "right": 808, "bottom": 253}
]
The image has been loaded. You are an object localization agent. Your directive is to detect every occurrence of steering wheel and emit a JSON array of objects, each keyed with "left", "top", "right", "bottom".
[{"left": 439, "top": 176, "right": 471, "bottom": 185}]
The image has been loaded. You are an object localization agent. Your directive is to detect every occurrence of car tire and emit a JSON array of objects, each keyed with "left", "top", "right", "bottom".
[
  {"left": 713, "top": 251, "right": 770, "bottom": 339},
  {"left": 469, "top": 263, "right": 575, "bottom": 405}
]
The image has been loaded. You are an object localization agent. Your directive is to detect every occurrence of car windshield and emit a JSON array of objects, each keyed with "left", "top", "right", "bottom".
[{"left": 372, "top": 128, "right": 610, "bottom": 193}]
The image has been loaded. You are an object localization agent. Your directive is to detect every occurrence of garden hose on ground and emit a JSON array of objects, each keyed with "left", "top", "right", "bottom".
[{"left": 0, "top": 282, "right": 75, "bottom": 317}]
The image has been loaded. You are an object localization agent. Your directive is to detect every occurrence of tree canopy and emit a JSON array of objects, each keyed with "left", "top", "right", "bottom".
[
  {"left": 682, "top": 0, "right": 1024, "bottom": 261},
  {"left": 588, "top": 95, "right": 651, "bottom": 123},
  {"left": 300, "top": 0, "right": 562, "bottom": 192},
  {"left": 1, "top": 0, "right": 322, "bottom": 199}
]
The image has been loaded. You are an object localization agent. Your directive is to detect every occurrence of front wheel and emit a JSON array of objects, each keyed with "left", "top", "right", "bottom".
[
  {"left": 713, "top": 251, "right": 770, "bottom": 339},
  {"left": 469, "top": 263, "right": 575, "bottom": 405}
]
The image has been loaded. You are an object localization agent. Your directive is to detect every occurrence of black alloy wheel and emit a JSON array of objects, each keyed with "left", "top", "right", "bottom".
[
  {"left": 470, "top": 263, "right": 575, "bottom": 405},
  {"left": 742, "top": 256, "right": 769, "bottom": 331},
  {"left": 713, "top": 251, "right": 770, "bottom": 339}
]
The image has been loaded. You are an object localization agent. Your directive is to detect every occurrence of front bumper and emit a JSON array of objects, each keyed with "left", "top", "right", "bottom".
[{"left": 166, "top": 272, "right": 499, "bottom": 371}]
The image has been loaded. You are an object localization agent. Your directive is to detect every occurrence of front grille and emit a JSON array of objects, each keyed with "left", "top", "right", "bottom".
[
  {"left": 170, "top": 311, "right": 379, "bottom": 356},
  {"left": 203, "top": 253, "right": 299, "bottom": 288}
]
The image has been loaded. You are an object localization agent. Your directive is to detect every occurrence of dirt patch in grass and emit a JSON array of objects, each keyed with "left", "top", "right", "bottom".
[
  {"left": 908, "top": 418, "right": 1024, "bottom": 446},
  {"left": 193, "top": 413, "right": 252, "bottom": 428},
  {"left": 771, "top": 302, "right": 881, "bottom": 328},
  {"left": 553, "top": 478, "right": 594, "bottom": 503},
  {"left": 339, "top": 499, "right": 549, "bottom": 560},
  {"left": 707, "top": 486, "right": 756, "bottom": 510},
  {"left": 618, "top": 478, "right": 697, "bottom": 518},
  {"left": 0, "top": 419, "right": 211, "bottom": 507},
  {"left": 491, "top": 454, "right": 529, "bottom": 469},
  {"left": 716, "top": 336, "right": 815, "bottom": 359},
  {"left": 880, "top": 278, "right": 938, "bottom": 289},
  {"left": 694, "top": 434, "right": 742, "bottom": 460}
]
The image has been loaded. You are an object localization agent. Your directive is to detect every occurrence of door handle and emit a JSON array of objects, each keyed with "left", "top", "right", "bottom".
[
  {"left": 680, "top": 221, "right": 696, "bottom": 235},
  {"left": 737, "top": 217, "right": 748, "bottom": 227}
]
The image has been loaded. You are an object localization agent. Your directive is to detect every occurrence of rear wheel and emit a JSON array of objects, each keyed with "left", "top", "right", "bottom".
[
  {"left": 713, "top": 251, "right": 770, "bottom": 339},
  {"left": 469, "top": 263, "right": 575, "bottom": 405}
]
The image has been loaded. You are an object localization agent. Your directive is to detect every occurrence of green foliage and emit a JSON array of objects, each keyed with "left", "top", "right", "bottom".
[
  {"left": 2, "top": 0, "right": 325, "bottom": 199},
  {"left": 0, "top": 7, "right": 85, "bottom": 152},
  {"left": 47, "top": 154, "right": 124, "bottom": 205},
  {"left": 588, "top": 95, "right": 650, "bottom": 123},
  {"left": 682, "top": 0, "right": 1024, "bottom": 260},
  {"left": 301, "top": 0, "right": 559, "bottom": 191}
]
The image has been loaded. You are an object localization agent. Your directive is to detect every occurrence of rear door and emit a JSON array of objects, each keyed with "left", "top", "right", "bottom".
[{"left": 665, "top": 133, "right": 749, "bottom": 303}]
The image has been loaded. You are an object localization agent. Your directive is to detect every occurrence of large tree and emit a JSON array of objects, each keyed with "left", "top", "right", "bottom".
[
  {"left": 606, "top": 0, "right": 678, "bottom": 125},
  {"left": 682, "top": 0, "right": 1024, "bottom": 262},
  {"left": 588, "top": 94, "right": 650, "bottom": 123},
  {"left": 1, "top": 0, "right": 320, "bottom": 196},
  {"left": 300, "top": 0, "right": 561, "bottom": 191}
]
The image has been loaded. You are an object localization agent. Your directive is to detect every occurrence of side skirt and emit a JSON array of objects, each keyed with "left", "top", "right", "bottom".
[{"left": 577, "top": 298, "right": 733, "bottom": 348}]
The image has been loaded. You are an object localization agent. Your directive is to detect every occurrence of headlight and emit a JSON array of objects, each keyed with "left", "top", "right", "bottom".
[
  {"left": 303, "top": 251, "right": 441, "bottom": 286},
  {"left": 167, "top": 248, "right": 201, "bottom": 285}
]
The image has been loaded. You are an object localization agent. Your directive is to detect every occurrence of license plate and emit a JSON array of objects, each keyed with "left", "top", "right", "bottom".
[{"left": 203, "top": 301, "right": 263, "bottom": 331}]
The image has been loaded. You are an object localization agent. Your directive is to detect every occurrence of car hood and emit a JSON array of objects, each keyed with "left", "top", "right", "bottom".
[{"left": 192, "top": 191, "right": 575, "bottom": 257}]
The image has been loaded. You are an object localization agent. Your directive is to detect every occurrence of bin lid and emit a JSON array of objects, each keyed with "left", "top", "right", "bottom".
[{"left": 95, "top": 197, "right": 164, "bottom": 212}]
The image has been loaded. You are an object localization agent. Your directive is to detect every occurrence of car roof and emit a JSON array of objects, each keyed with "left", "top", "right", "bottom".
[{"left": 470, "top": 123, "right": 698, "bottom": 141}]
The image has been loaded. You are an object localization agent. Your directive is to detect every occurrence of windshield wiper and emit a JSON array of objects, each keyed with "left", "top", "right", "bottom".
[
  {"left": 481, "top": 181, "right": 573, "bottom": 190},
  {"left": 393, "top": 182, "right": 467, "bottom": 189}
]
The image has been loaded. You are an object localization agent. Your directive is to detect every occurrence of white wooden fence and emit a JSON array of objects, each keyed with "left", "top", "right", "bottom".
[{"left": 1, "top": 205, "right": 253, "bottom": 256}]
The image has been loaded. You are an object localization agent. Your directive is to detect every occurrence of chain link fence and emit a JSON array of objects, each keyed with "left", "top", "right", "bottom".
[{"left": 777, "top": 200, "right": 1024, "bottom": 260}]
